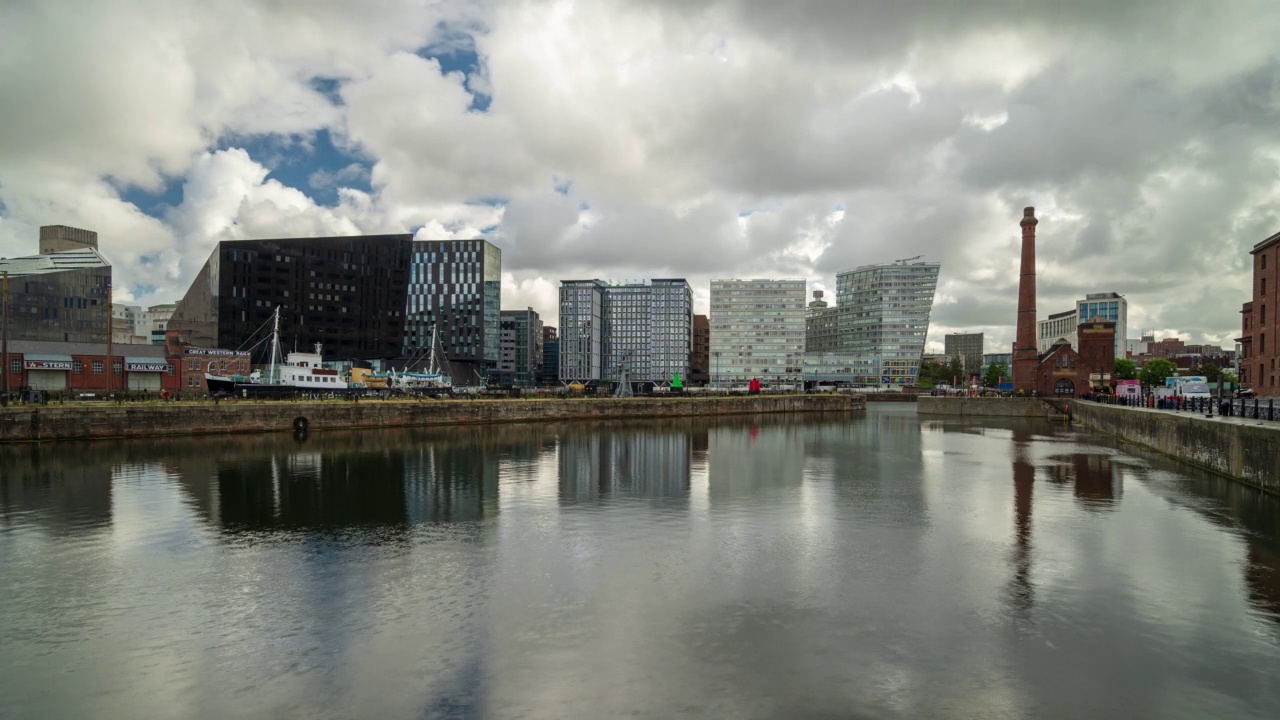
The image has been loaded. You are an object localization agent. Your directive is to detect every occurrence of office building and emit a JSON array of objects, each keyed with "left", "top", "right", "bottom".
[
  {"left": 1076, "top": 292, "right": 1127, "bottom": 359},
  {"left": 493, "top": 308, "right": 543, "bottom": 387},
  {"left": 542, "top": 326, "right": 559, "bottom": 385},
  {"left": 558, "top": 279, "right": 692, "bottom": 384},
  {"left": 1037, "top": 309, "right": 1078, "bottom": 354},
  {"left": 170, "top": 235, "right": 502, "bottom": 383},
  {"left": 983, "top": 353, "right": 1013, "bottom": 369},
  {"left": 0, "top": 224, "right": 111, "bottom": 344},
  {"left": 112, "top": 303, "right": 177, "bottom": 345},
  {"left": 709, "top": 279, "right": 806, "bottom": 386},
  {"left": 405, "top": 239, "right": 502, "bottom": 385},
  {"left": 690, "top": 314, "right": 710, "bottom": 385},
  {"left": 171, "top": 234, "right": 413, "bottom": 361},
  {"left": 805, "top": 259, "right": 940, "bottom": 385},
  {"left": 944, "top": 332, "right": 984, "bottom": 378}
]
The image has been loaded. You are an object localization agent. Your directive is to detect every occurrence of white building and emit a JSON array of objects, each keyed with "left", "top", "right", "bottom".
[
  {"left": 1076, "top": 292, "right": 1127, "bottom": 359},
  {"left": 709, "top": 279, "right": 807, "bottom": 387},
  {"left": 112, "top": 303, "right": 177, "bottom": 345},
  {"left": 1037, "top": 309, "right": 1078, "bottom": 354},
  {"left": 558, "top": 279, "right": 692, "bottom": 384}
]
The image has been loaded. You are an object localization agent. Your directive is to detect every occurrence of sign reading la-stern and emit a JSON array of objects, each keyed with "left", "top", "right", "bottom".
[{"left": 23, "top": 359, "right": 71, "bottom": 370}]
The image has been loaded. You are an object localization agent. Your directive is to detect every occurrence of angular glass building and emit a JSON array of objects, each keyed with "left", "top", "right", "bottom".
[
  {"left": 0, "top": 247, "right": 111, "bottom": 344},
  {"left": 805, "top": 260, "right": 940, "bottom": 386},
  {"left": 558, "top": 279, "right": 692, "bottom": 384},
  {"left": 709, "top": 279, "right": 806, "bottom": 387}
]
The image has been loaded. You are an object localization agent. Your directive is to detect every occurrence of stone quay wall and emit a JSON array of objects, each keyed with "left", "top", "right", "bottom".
[
  {"left": 1070, "top": 402, "right": 1280, "bottom": 493},
  {"left": 916, "top": 396, "right": 1059, "bottom": 417},
  {"left": 0, "top": 394, "right": 863, "bottom": 444}
]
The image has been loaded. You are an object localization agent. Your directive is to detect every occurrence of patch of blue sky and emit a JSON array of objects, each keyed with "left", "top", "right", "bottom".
[{"left": 416, "top": 28, "right": 491, "bottom": 112}]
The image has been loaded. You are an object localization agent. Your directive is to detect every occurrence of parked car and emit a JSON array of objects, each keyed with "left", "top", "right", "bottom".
[{"left": 1235, "top": 388, "right": 1256, "bottom": 398}]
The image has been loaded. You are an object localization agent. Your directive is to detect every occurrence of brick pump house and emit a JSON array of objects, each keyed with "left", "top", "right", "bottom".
[{"left": 1011, "top": 206, "right": 1117, "bottom": 396}]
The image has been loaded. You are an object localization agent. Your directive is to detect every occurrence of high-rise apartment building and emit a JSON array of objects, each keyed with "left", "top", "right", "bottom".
[
  {"left": 0, "top": 225, "right": 111, "bottom": 344},
  {"left": 1076, "top": 292, "right": 1127, "bottom": 359},
  {"left": 709, "top": 279, "right": 806, "bottom": 386},
  {"left": 493, "top": 308, "right": 543, "bottom": 387},
  {"left": 944, "top": 332, "right": 984, "bottom": 378},
  {"left": 405, "top": 239, "right": 502, "bottom": 385},
  {"left": 558, "top": 279, "right": 692, "bottom": 384},
  {"left": 542, "top": 326, "right": 559, "bottom": 385},
  {"left": 805, "top": 260, "right": 940, "bottom": 385}
]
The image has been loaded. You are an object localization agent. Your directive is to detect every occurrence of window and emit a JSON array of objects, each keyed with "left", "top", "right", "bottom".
[
  {"left": 9, "top": 359, "right": 20, "bottom": 374},
  {"left": 166, "top": 364, "right": 174, "bottom": 376},
  {"left": 113, "top": 360, "right": 122, "bottom": 375},
  {"left": 1264, "top": 254, "right": 1268, "bottom": 270},
  {"left": 92, "top": 360, "right": 103, "bottom": 374},
  {"left": 1264, "top": 278, "right": 1268, "bottom": 296},
  {"left": 73, "top": 359, "right": 82, "bottom": 374}
]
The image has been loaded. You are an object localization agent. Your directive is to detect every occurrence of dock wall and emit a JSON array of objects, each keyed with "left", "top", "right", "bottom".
[
  {"left": 0, "top": 394, "right": 863, "bottom": 443},
  {"left": 1070, "top": 402, "right": 1280, "bottom": 493},
  {"left": 916, "top": 396, "right": 1058, "bottom": 417}
]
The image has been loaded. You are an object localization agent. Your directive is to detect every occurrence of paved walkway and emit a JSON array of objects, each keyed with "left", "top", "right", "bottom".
[{"left": 1076, "top": 399, "right": 1280, "bottom": 431}]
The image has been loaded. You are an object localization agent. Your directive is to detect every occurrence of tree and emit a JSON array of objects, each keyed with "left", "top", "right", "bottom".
[
  {"left": 948, "top": 355, "right": 964, "bottom": 385},
  {"left": 983, "top": 362, "right": 1009, "bottom": 388},
  {"left": 1223, "top": 371, "right": 1239, "bottom": 386},
  {"left": 1140, "top": 358, "right": 1178, "bottom": 388},
  {"left": 1190, "top": 362, "right": 1221, "bottom": 384},
  {"left": 1114, "top": 358, "right": 1138, "bottom": 381}
]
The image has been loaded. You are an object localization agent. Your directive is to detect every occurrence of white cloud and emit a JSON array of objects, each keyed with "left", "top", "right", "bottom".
[{"left": 2, "top": 0, "right": 1279, "bottom": 341}]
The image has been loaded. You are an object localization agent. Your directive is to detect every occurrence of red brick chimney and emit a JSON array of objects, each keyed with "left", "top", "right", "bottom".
[{"left": 1012, "top": 207, "right": 1039, "bottom": 392}]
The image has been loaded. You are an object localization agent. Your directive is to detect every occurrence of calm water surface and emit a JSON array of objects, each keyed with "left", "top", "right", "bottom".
[{"left": 2, "top": 405, "right": 1279, "bottom": 719}]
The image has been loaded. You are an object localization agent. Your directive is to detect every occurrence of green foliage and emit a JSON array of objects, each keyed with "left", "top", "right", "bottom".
[
  {"left": 948, "top": 355, "right": 964, "bottom": 384},
  {"left": 1140, "top": 358, "right": 1178, "bottom": 388},
  {"left": 1113, "top": 358, "right": 1138, "bottom": 381},
  {"left": 983, "top": 362, "right": 1009, "bottom": 387},
  {"left": 1223, "top": 372, "right": 1239, "bottom": 385},
  {"left": 1189, "top": 363, "right": 1221, "bottom": 384}
]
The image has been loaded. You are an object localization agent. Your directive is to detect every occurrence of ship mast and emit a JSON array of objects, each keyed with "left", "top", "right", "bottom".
[{"left": 268, "top": 306, "right": 281, "bottom": 383}]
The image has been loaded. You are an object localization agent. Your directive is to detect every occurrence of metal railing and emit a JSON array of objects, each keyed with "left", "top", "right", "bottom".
[{"left": 1085, "top": 394, "right": 1280, "bottom": 422}]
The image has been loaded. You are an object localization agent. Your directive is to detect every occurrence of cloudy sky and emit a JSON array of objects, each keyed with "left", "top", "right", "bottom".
[{"left": 2, "top": 0, "right": 1278, "bottom": 353}]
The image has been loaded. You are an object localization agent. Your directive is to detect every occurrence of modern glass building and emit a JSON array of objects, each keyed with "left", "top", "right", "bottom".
[
  {"left": 1037, "top": 309, "right": 1078, "bottom": 354},
  {"left": 1076, "top": 292, "right": 1127, "bottom": 359},
  {"left": 0, "top": 247, "right": 111, "bottom": 344},
  {"left": 492, "top": 308, "right": 543, "bottom": 387},
  {"left": 558, "top": 279, "right": 692, "bottom": 384},
  {"left": 805, "top": 260, "right": 941, "bottom": 386},
  {"left": 405, "top": 239, "right": 502, "bottom": 385},
  {"left": 709, "top": 279, "right": 806, "bottom": 387},
  {"left": 170, "top": 234, "right": 413, "bottom": 361}
]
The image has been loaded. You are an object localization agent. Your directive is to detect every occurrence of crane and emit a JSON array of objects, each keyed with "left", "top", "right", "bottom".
[{"left": 895, "top": 255, "right": 923, "bottom": 264}]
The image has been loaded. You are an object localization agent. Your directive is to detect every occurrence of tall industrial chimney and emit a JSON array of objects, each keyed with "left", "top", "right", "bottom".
[{"left": 1012, "top": 207, "right": 1039, "bottom": 392}]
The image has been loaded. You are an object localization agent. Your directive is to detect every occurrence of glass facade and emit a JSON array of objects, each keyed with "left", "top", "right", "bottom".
[
  {"left": 403, "top": 239, "right": 502, "bottom": 385},
  {"left": 1076, "top": 293, "right": 1127, "bottom": 359},
  {"left": 805, "top": 261, "right": 940, "bottom": 385},
  {"left": 0, "top": 249, "right": 111, "bottom": 344},
  {"left": 558, "top": 279, "right": 692, "bottom": 383},
  {"left": 170, "top": 235, "right": 412, "bottom": 361},
  {"left": 709, "top": 279, "right": 806, "bottom": 386},
  {"left": 493, "top": 308, "right": 543, "bottom": 387}
]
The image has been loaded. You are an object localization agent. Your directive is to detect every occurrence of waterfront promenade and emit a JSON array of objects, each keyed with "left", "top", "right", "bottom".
[{"left": 0, "top": 394, "right": 862, "bottom": 443}]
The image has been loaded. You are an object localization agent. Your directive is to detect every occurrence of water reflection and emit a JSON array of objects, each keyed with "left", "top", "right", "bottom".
[{"left": 2, "top": 409, "right": 1280, "bottom": 719}]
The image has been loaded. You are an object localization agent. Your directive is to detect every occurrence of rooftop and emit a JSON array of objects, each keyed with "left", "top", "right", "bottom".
[{"left": 0, "top": 248, "right": 110, "bottom": 276}]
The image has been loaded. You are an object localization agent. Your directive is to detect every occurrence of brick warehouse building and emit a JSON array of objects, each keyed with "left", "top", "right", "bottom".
[
  {"left": 1239, "top": 229, "right": 1280, "bottom": 395},
  {"left": 2, "top": 341, "right": 181, "bottom": 395}
]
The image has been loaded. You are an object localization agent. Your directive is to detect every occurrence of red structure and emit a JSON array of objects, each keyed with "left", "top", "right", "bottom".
[
  {"left": 1012, "top": 207, "right": 1040, "bottom": 392},
  {"left": 1240, "top": 230, "right": 1280, "bottom": 395}
]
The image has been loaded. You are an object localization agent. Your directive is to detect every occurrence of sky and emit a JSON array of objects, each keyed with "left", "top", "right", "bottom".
[{"left": 2, "top": 0, "right": 1278, "bottom": 354}]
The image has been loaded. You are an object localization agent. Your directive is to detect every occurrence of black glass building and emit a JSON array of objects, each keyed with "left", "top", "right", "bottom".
[
  {"left": 170, "top": 235, "right": 413, "bottom": 361},
  {"left": 405, "top": 240, "right": 502, "bottom": 385}
]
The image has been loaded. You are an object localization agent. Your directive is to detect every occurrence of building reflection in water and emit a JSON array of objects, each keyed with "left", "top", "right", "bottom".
[
  {"left": 1043, "top": 452, "right": 1121, "bottom": 509},
  {"left": 1009, "top": 427, "right": 1036, "bottom": 621},
  {"left": 0, "top": 447, "right": 113, "bottom": 534},
  {"left": 558, "top": 428, "right": 691, "bottom": 504}
]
